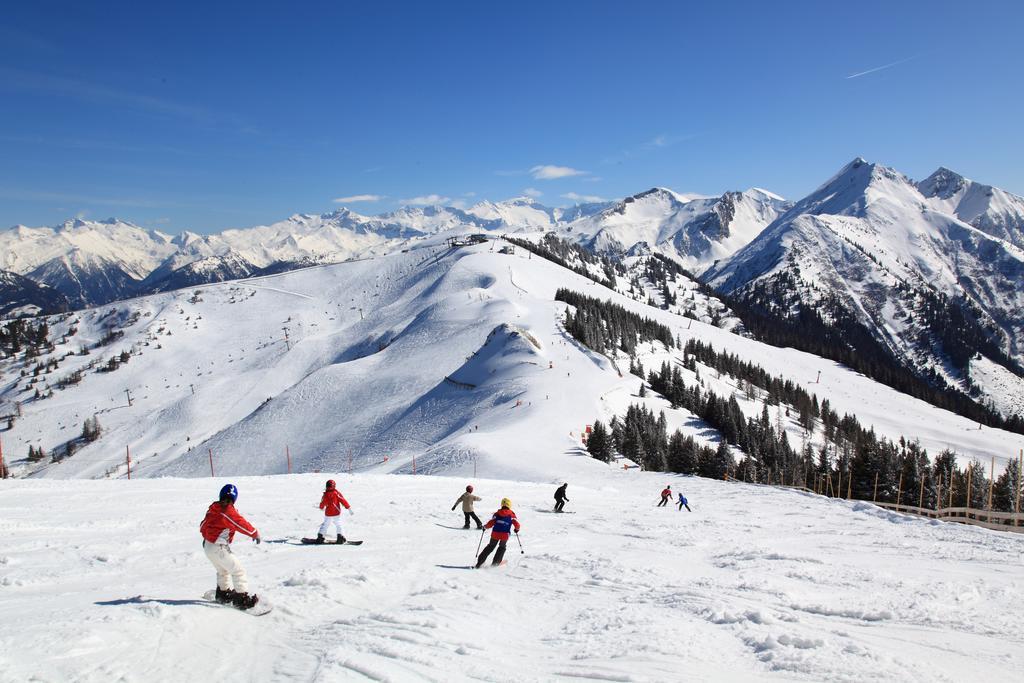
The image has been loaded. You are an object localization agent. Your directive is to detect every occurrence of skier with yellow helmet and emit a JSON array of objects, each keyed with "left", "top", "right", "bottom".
[{"left": 476, "top": 497, "right": 520, "bottom": 568}]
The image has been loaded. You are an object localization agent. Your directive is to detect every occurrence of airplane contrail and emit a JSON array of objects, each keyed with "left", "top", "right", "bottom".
[{"left": 845, "top": 54, "right": 921, "bottom": 79}]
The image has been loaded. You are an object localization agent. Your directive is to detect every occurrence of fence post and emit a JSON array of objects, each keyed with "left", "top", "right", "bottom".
[
  {"left": 987, "top": 456, "right": 994, "bottom": 511},
  {"left": 412, "top": 452, "right": 416, "bottom": 475},
  {"left": 286, "top": 445, "right": 292, "bottom": 474},
  {"left": 918, "top": 475, "right": 924, "bottom": 509},
  {"left": 937, "top": 474, "right": 943, "bottom": 513},
  {"left": 873, "top": 472, "right": 879, "bottom": 503},
  {"left": 837, "top": 470, "right": 842, "bottom": 500},
  {"left": 208, "top": 448, "right": 215, "bottom": 477},
  {"left": 965, "top": 465, "right": 972, "bottom": 510},
  {"left": 846, "top": 474, "right": 852, "bottom": 500},
  {"left": 896, "top": 471, "right": 903, "bottom": 507},
  {"left": 1017, "top": 450, "right": 1022, "bottom": 527},
  {"left": 0, "top": 435, "right": 6, "bottom": 479},
  {"left": 126, "top": 445, "right": 131, "bottom": 480},
  {"left": 948, "top": 469, "right": 954, "bottom": 509}
]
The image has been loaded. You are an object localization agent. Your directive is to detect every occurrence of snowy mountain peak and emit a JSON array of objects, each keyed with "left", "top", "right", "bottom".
[{"left": 919, "top": 167, "right": 969, "bottom": 199}]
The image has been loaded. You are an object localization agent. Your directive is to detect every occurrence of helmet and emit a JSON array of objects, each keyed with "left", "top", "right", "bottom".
[
  {"left": 500, "top": 497, "right": 512, "bottom": 508},
  {"left": 219, "top": 484, "right": 238, "bottom": 502},
  {"left": 466, "top": 485, "right": 474, "bottom": 493},
  {"left": 326, "top": 479, "right": 336, "bottom": 490}
]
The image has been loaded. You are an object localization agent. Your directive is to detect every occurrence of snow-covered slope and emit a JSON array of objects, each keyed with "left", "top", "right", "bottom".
[
  {"left": 563, "top": 187, "right": 790, "bottom": 269},
  {"left": 2, "top": 472, "right": 1022, "bottom": 682},
  {"left": 705, "top": 158, "right": 1024, "bottom": 398}
]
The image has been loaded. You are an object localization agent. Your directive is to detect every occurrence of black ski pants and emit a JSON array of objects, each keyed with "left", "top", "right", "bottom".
[
  {"left": 554, "top": 499, "right": 566, "bottom": 512},
  {"left": 677, "top": 501, "right": 691, "bottom": 511},
  {"left": 658, "top": 496, "right": 670, "bottom": 507},
  {"left": 476, "top": 537, "right": 508, "bottom": 567},
  {"left": 463, "top": 511, "right": 482, "bottom": 528}
]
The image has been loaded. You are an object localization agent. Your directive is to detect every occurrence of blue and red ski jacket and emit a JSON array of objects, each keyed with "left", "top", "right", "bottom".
[{"left": 484, "top": 508, "right": 520, "bottom": 540}]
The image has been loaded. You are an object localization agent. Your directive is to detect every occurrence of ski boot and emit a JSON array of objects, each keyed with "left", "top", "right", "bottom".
[
  {"left": 314, "top": 534, "right": 325, "bottom": 544},
  {"left": 214, "top": 587, "right": 237, "bottom": 604},
  {"left": 232, "top": 592, "right": 259, "bottom": 610},
  {"left": 336, "top": 534, "right": 346, "bottom": 545}
]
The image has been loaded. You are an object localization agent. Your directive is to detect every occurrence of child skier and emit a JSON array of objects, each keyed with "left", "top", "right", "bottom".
[
  {"left": 677, "top": 492, "right": 691, "bottom": 512},
  {"left": 452, "top": 484, "right": 483, "bottom": 529},
  {"left": 314, "top": 479, "right": 352, "bottom": 544},
  {"left": 476, "top": 498, "right": 520, "bottom": 568},
  {"left": 554, "top": 483, "right": 569, "bottom": 512},
  {"left": 199, "top": 483, "right": 261, "bottom": 609},
  {"left": 658, "top": 485, "right": 672, "bottom": 507}
]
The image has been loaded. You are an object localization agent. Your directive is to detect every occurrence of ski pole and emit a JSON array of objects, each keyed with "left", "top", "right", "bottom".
[
  {"left": 475, "top": 527, "right": 486, "bottom": 559},
  {"left": 515, "top": 531, "right": 524, "bottom": 554}
]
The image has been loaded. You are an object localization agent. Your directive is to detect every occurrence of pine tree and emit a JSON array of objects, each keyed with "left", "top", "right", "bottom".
[{"left": 586, "top": 421, "right": 613, "bottom": 463}]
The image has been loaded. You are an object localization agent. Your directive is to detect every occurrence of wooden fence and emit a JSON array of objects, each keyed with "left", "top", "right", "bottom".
[
  {"left": 734, "top": 480, "right": 1024, "bottom": 534},
  {"left": 871, "top": 501, "right": 1024, "bottom": 533}
]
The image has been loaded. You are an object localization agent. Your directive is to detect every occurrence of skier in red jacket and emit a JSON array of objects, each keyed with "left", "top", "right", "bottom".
[
  {"left": 475, "top": 498, "right": 520, "bottom": 568},
  {"left": 314, "top": 479, "right": 352, "bottom": 544},
  {"left": 657, "top": 485, "right": 672, "bottom": 507},
  {"left": 199, "top": 483, "right": 261, "bottom": 609}
]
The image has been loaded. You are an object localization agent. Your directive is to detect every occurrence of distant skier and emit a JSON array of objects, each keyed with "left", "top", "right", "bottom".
[
  {"left": 554, "top": 483, "right": 569, "bottom": 512},
  {"left": 199, "top": 483, "right": 261, "bottom": 609},
  {"left": 677, "top": 492, "right": 691, "bottom": 512},
  {"left": 476, "top": 498, "right": 521, "bottom": 568},
  {"left": 658, "top": 485, "right": 672, "bottom": 507},
  {"left": 314, "top": 479, "right": 352, "bottom": 544},
  {"left": 452, "top": 484, "right": 484, "bottom": 529}
]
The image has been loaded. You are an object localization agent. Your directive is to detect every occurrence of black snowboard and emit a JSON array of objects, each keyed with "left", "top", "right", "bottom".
[{"left": 300, "top": 538, "right": 364, "bottom": 545}]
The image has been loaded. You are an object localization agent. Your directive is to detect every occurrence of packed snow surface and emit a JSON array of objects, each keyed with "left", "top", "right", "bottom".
[{"left": 1, "top": 472, "right": 1022, "bottom": 682}]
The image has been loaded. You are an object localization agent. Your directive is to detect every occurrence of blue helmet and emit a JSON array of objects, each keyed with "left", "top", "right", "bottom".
[{"left": 219, "top": 483, "right": 238, "bottom": 502}]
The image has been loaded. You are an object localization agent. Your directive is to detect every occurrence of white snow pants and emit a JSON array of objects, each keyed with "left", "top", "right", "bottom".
[
  {"left": 318, "top": 514, "right": 344, "bottom": 537},
  {"left": 203, "top": 541, "right": 248, "bottom": 593}
]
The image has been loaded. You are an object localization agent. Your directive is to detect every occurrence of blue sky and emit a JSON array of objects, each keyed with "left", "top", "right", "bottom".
[{"left": 1, "top": 1, "right": 1021, "bottom": 233}]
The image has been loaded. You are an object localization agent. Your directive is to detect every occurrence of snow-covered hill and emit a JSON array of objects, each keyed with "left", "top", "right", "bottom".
[
  {"left": 3, "top": 236, "right": 1021, "bottom": 483},
  {"left": 704, "top": 158, "right": 1024, "bottom": 407}
]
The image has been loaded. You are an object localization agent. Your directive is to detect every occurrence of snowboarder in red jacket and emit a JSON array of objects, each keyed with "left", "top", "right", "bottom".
[
  {"left": 314, "top": 479, "right": 352, "bottom": 544},
  {"left": 476, "top": 498, "right": 521, "bottom": 568},
  {"left": 199, "top": 483, "right": 261, "bottom": 609},
  {"left": 658, "top": 485, "right": 672, "bottom": 507}
]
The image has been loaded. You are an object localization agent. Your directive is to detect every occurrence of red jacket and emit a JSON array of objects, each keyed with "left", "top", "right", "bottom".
[
  {"left": 200, "top": 501, "right": 258, "bottom": 544},
  {"left": 484, "top": 508, "right": 520, "bottom": 540},
  {"left": 661, "top": 488, "right": 672, "bottom": 499},
  {"left": 319, "top": 489, "right": 350, "bottom": 517}
]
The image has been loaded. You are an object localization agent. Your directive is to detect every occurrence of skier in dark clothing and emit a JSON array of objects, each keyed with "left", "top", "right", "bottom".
[
  {"left": 554, "top": 483, "right": 569, "bottom": 512},
  {"left": 677, "top": 492, "right": 691, "bottom": 512},
  {"left": 657, "top": 485, "right": 672, "bottom": 507},
  {"left": 476, "top": 498, "right": 520, "bottom": 568}
]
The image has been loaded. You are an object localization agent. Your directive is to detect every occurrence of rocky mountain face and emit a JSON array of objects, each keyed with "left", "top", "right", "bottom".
[
  {"left": 704, "top": 158, "right": 1024, "bottom": 418},
  {"left": 0, "top": 270, "right": 70, "bottom": 318}
]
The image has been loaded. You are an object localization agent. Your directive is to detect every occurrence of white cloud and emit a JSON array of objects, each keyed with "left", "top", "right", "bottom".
[
  {"left": 463, "top": 191, "right": 477, "bottom": 197},
  {"left": 401, "top": 194, "right": 451, "bottom": 206},
  {"left": 530, "top": 165, "right": 587, "bottom": 180},
  {"left": 562, "top": 192, "right": 606, "bottom": 203},
  {"left": 332, "top": 194, "right": 384, "bottom": 204},
  {"left": 450, "top": 199, "right": 467, "bottom": 210},
  {"left": 523, "top": 187, "right": 543, "bottom": 198}
]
